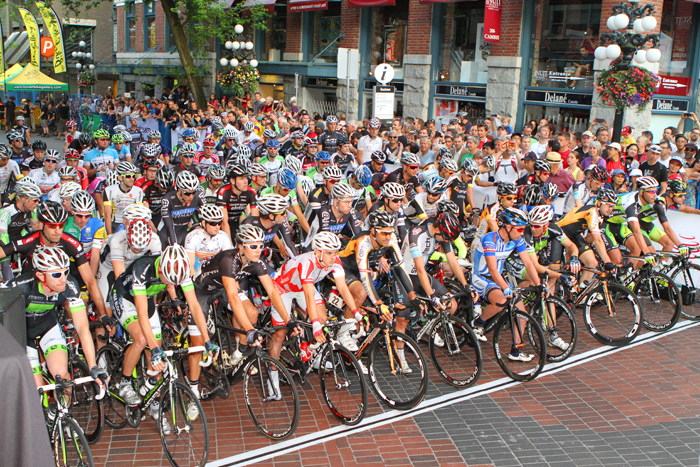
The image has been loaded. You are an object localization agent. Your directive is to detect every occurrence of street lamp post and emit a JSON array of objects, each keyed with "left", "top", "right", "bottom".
[
  {"left": 72, "top": 40, "right": 95, "bottom": 124},
  {"left": 219, "top": 24, "right": 259, "bottom": 69},
  {"left": 594, "top": 1, "right": 660, "bottom": 142}
]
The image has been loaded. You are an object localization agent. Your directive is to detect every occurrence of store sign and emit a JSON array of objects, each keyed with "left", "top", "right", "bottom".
[
  {"left": 657, "top": 75, "right": 691, "bottom": 97},
  {"left": 483, "top": 0, "right": 501, "bottom": 42},
  {"left": 652, "top": 98, "right": 689, "bottom": 112},
  {"left": 435, "top": 84, "right": 486, "bottom": 99},
  {"left": 365, "top": 80, "right": 404, "bottom": 92},
  {"left": 305, "top": 77, "right": 338, "bottom": 88},
  {"left": 373, "top": 85, "right": 395, "bottom": 119},
  {"left": 525, "top": 90, "right": 592, "bottom": 106},
  {"left": 288, "top": 0, "right": 327, "bottom": 11}
]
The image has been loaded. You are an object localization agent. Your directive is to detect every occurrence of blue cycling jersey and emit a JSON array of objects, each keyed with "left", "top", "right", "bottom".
[{"left": 473, "top": 231, "right": 528, "bottom": 277}]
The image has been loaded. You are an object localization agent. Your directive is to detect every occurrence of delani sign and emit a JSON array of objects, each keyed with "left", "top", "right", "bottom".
[
  {"left": 434, "top": 84, "right": 486, "bottom": 99},
  {"left": 652, "top": 99, "right": 689, "bottom": 112},
  {"left": 525, "top": 90, "right": 593, "bottom": 106}
]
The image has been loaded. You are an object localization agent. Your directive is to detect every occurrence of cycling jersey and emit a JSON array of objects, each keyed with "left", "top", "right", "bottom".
[
  {"left": 194, "top": 152, "right": 220, "bottom": 173},
  {"left": 0, "top": 203, "right": 35, "bottom": 240},
  {"left": 344, "top": 182, "right": 375, "bottom": 220},
  {"left": 318, "top": 130, "right": 344, "bottom": 154},
  {"left": 241, "top": 215, "right": 298, "bottom": 257},
  {"left": 563, "top": 181, "right": 595, "bottom": 214},
  {"left": 0, "top": 159, "right": 20, "bottom": 193},
  {"left": 83, "top": 147, "right": 119, "bottom": 178},
  {"left": 385, "top": 168, "right": 421, "bottom": 200},
  {"left": 281, "top": 142, "right": 304, "bottom": 159},
  {"left": 401, "top": 222, "right": 453, "bottom": 276},
  {"left": 27, "top": 168, "right": 60, "bottom": 197},
  {"left": 172, "top": 162, "right": 202, "bottom": 180},
  {"left": 99, "top": 230, "right": 162, "bottom": 273},
  {"left": 194, "top": 249, "right": 273, "bottom": 293},
  {"left": 332, "top": 152, "right": 357, "bottom": 178},
  {"left": 141, "top": 180, "right": 165, "bottom": 227},
  {"left": 303, "top": 205, "right": 361, "bottom": 249},
  {"left": 260, "top": 185, "right": 299, "bottom": 222},
  {"left": 305, "top": 165, "right": 326, "bottom": 187},
  {"left": 184, "top": 228, "right": 233, "bottom": 273},
  {"left": 258, "top": 154, "right": 285, "bottom": 187},
  {"left": 306, "top": 186, "right": 332, "bottom": 214},
  {"left": 274, "top": 251, "right": 344, "bottom": 294},
  {"left": 103, "top": 184, "right": 145, "bottom": 224},
  {"left": 20, "top": 155, "right": 44, "bottom": 173},
  {"left": 216, "top": 184, "right": 257, "bottom": 232},
  {"left": 405, "top": 192, "right": 440, "bottom": 221},
  {"left": 472, "top": 230, "right": 528, "bottom": 278},
  {"left": 522, "top": 222, "right": 567, "bottom": 266},
  {"left": 364, "top": 199, "right": 413, "bottom": 244},
  {"left": 557, "top": 204, "right": 603, "bottom": 238},
  {"left": 112, "top": 144, "right": 131, "bottom": 162},
  {"left": 160, "top": 190, "right": 204, "bottom": 245},
  {"left": 3, "top": 231, "right": 88, "bottom": 277},
  {"left": 63, "top": 216, "right": 106, "bottom": 258},
  {"left": 200, "top": 181, "right": 220, "bottom": 205},
  {"left": 444, "top": 173, "right": 471, "bottom": 217}
]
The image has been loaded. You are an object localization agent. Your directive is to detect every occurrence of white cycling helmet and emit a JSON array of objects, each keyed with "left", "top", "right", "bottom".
[
  {"left": 223, "top": 128, "right": 236, "bottom": 140},
  {"left": 33, "top": 246, "right": 70, "bottom": 272},
  {"left": 236, "top": 224, "right": 265, "bottom": 244},
  {"left": 178, "top": 142, "right": 198, "bottom": 156},
  {"left": 70, "top": 191, "right": 95, "bottom": 214},
  {"left": 159, "top": 245, "right": 191, "bottom": 285},
  {"left": 637, "top": 176, "right": 659, "bottom": 190},
  {"left": 332, "top": 181, "right": 354, "bottom": 200},
  {"left": 528, "top": 205, "right": 553, "bottom": 226},
  {"left": 127, "top": 218, "right": 152, "bottom": 250},
  {"left": 299, "top": 177, "right": 316, "bottom": 198},
  {"left": 400, "top": 152, "right": 420, "bottom": 166},
  {"left": 59, "top": 182, "right": 82, "bottom": 199},
  {"left": 381, "top": 182, "right": 406, "bottom": 200},
  {"left": 58, "top": 166, "right": 78, "bottom": 179},
  {"left": 439, "top": 158, "right": 459, "bottom": 173},
  {"left": 244, "top": 121, "right": 255, "bottom": 132},
  {"left": 248, "top": 163, "right": 267, "bottom": 177},
  {"left": 106, "top": 171, "right": 120, "bottom": 187},
  {"left": 237, "top": 145, "right": 252, "bottom": 159},
  {"left": 176, "top": 170, "right": 200, "bottom": 192},
  {"left": 322, "top": 166, "right": 343, "bottom": 181},
  {"left": 256, "top": 194, "right": 288, "bottom": 216},
  {"left": 312, "top": 231, "right": 342, "bottom": 252},
  {"left": 199, "top": 204, "right": 224, "bottom": 223},
  {"left": 122, "top": 203, "right": 153, "bottom": 223},
  {"left": 121, "top": 131, "right": 132, "bottom": 143},
  {"left": 15, "top": 180, "right": 42, "bottom": 199},
  {"left": 284, "top": 155, "right": 302, "bottom": 175}
]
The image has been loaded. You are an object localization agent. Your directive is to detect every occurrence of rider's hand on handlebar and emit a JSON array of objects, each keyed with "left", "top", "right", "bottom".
[
  {"left": 644, "top": 254, "right": 656, "bottom": 266},
  {"left": 150, "top": 346, "right": 166, "bottom": 372},
  {"left": 378, "top": 257, "right": 391, "bottom": 274},
  {"left": 312, "top": 320, "right": 326, "bottom": 344},
  {"left": 204, "top": 340, "right": 220, "bottom": 361},
  {"left": 430, "top": 294, "right": 444, "bottom": 311},
  {"left": 603, "top": 262, "right": 617, "bottom": 271},
  {"left": 569, "top": 255, "right": 581, "bottom": 274},
  {"left": 246, "top": 329, "right": 262, "bottom": 346},
  {"left": 679, "top": 245, "right": 690, "bottom": 257},
  {"left": 503, "top": 287, "right": 514, "bottom": 298},
  {"left": 90, "top": 366, "right": 109, "bottom": 390}
]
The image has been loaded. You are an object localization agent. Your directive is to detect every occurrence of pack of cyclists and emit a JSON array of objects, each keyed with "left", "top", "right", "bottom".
[{"left": 5, "top": 116, "right": 698, "bottom": 458}]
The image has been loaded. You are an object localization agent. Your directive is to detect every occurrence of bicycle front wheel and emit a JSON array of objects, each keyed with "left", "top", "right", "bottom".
[
  {"left": 529, "top": 296, "right": 577, "bottom": 363},
  {"left": 52, "top": 415, "right": 94, "bottom": 467},
  {"left": 159, "top": 380, "right": 209, "bottom": 467},
  {"left": 429, "top": 315, "right": 483, "bottom": 387},
  {"left": 368, "top": 330, "right": 428, "bottom": 410},
  {"left": 634, "top": 271, "right": 682, "bottom": 332},
  {"left": 318, "top": 344, "right": 368, "bottom": 425},
  {"left": 493, "top": 309, "right": 547, "bottom": 382},
  {"left": 244, "top": 354, "right": 300, "bottom": 440},
  {"left": 670, "top": 263, "right": 700, "bottom": 320},
  {"left": 69, "top": 358, "right": 104, "bottom": 444},
  {"left": 95, "top": 344, "right": 128, "bottom": 430},
  {"left": 584, "top": 282, "right": 642, "bottom": 346}
]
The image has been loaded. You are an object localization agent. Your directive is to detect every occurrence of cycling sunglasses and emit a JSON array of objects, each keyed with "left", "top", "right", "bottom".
[
  {"left": 182, "top": 191, "right": 197, "bottom": 196},
  {"left": 44, "top": 159, "right": 59, "bottom": 164},
  {"left": 47, "top": 269, "right": 69, "bottom": 279},
  {"left": 244, "top": 243, "right": 264, "bottom": 250},
  {"left": 45, "top": 222, "right": 66, "bottom": 229},
  {"left": 122, "top": 174, "right": 137, "bottom": 179},
  {"left": 206, "top": 220, "right": 223, "bottom": 226},
  {"left": 407, "top": 165, "right": 419, "bottom": 170},
  {"left": 74, "top": 213, "right": 92, "bottom": 219},
  {"left": 502, "top": 196, "right": 517, "bottom": 201}
]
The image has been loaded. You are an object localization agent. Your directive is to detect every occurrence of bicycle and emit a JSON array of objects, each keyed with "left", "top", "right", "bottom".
[
  {"left": 657, "top": 246, "right": 700, "bottom": 320},
  {"left": 39, "top": 376, "right": 102, "bottom": 467}
]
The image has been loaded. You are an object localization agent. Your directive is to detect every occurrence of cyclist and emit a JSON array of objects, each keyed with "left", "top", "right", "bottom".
[
  {"left": 409, "top": 176, "right": 447, "bottom": 219},
  {"left": 134, "top": 160, "right": 158, "bottom": 189},
  {"left": 21, "top": 140, "right": 47, "bottom": 175},
  {"left": 558, "top": 188, "right": 619, "bottom": 284},
  {"left": 111, "top": 132, "right": 131, "bottom": 163},
  {"left": 366, "top": 150, "right": 388, "bottom": 193},
  {"left": 385, "top": 152, "right": 424, "bottom": 199},
  {"left": 248, "top": 163, "right": 269, "bottom": 193},
  {"left": 345, "top": 165, "right": 376, "bottom": 221},
  {"left": 103, "top": 162, "right": 144, "bottom": 236},
  {"left": 62, "top": 149, "right": 89, "bottom": 190},
  {"left": 69, "top": 132, "right": 94, "bottom": 155},
  {"left": 0, "top": 181, "right": 41, "bottom": 280},
  {"left": 299, "top": 137, "right": 319, "bottom": 172},
  {"left": 471, "top": 208, "right": 546, "bottom": 356},
  {"left": 26, "top": 149, "right": 61, "bottom": 199},
  {"left": 201, "top": 164, "right": 226, "bottom": 204},
  {"left": 217, "top": 128, "right": 238, "bottom": 161},
  {"left": 185, "top": 204, "right": 233, "bottom": 276},
  {"left": 306, "top": 150, "right": 333, "bottom": 186},
  {"left": 663, "top": 179, "right": 700, "bottom": 216},
  {"left": 421, "top": 152, "right": 458, "bottom": 187},
  {"left": 7, "top": 129, "right": 30, "bottom": 165},
  {"left": 142, "top": 166, "right": 173, "bottom": 229},
  {"left": 562, "top": 165, "right": 608, "bottom": 214},
  {"left": 445, "top": 157, "right": 478, "bottom": 224},
  {"left": 283, "top": 155, "right": 313, "bottom": 209},
  {"left": 173, "top": 142, "right": 203, "bottom": 179},
  {"left": 258, "top": 140, "right": 285, "bottom": 187},
  {"left": 306, "top": 166, "right": 343, "bottom": 214},
  {"left": 236, "top": 145, "right": 253, "bottom": 164},
  {"left": 332, "top": 136, "right": 357, "bottom": 178},
  {"left": 194, "top": 136, "right": 220, "bottom": 174},
  {"left": 486, "top": 182, "right": 519, "bottom": 232},
  {"left": 365, "top": 182, "right": 418, "bottom": 247},
  {"left": 260, "top": 167, "right": 311, "bottom": 234},
  {"left": 48, "top": 182, "right": 82, "bottom": 214},
  {"left": 303, "top": 182, "right": 361, "bottom": 251},
  {"left": 339, "top": 210, "right": 422, "bottom": 372},
  {"left": 109, "top": 245, "right": 218, "bottom": 426},
  {"left": 160, "top": 170, "right": 204, "bottom": 246},
  {"left": 520, "top": 184, "right": 544, "bottom": 215},
  {"left": 0, "top": 145, "right": 21, "bottom": 203},
  {"left": 318, "top": 115, "right": 343, "bottom": 154},
  {"left": 63, "top": 191, "right": 106, "bottom": 280},
  {"left": 241, "top": 194, "right": 298, "bottom": 259},
  {"left": 236, "top": 121, "right": 260, "bottom": 147},
  {"left": 136, "top": 143, "right": 165, "bottom": 173},
  {"left": 281, "top": 130, "right": 305, "bottom": 159},
  {"left": 218, "top": 164, "right": 258, "bottom": 238},
  {"left": 64, "top": 120, "right": 81, "bottom": 153},
  {"left": 516, "top": 160, "right": 551, "bottom": 188},
  {"left": 7, "top": 247, "right": 107, "bottom": 388},
  {"left": 83, "top": 129, "right": 119, "bottom": 180}
]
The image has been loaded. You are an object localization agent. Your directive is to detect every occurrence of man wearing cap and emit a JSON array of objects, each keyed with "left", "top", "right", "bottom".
[
  {"left": 516, "top": 152, "right": 537, "bottom": 183},
  {"left": 640, "top": 144, "right": 668, "bottom": 194},
  {"left": 683, "top": 143, "right": 698, "bottom": 171},
  {"left": 546, "top": 152, "right": 575, "bottom": 193},
  {"left": 606, "top": 143, "right": 625, "bottom": 173},
  {"left": 13, "top": 115, "right": 31, "bottom": 147}
]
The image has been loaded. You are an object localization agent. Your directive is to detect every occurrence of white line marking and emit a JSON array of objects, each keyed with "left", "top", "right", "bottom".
[{"left": 207, "top": 320, "right": 700, "bottom": 467}]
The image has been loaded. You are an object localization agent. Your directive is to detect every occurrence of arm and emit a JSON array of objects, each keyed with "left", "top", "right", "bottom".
[
  {"left": 302, "top": 281, "right": 322, "bottom": 322},
  {"left": 627, "top": 219, "right": 653, "bottom": 255},
  {"left": 413, "top": 255, "right": 437, "bottom": 298},
  {"left": 77, "top": 262, "right": 107, "bottom": 317},
  {"left": 135, "top": 294, "right": 159, "bottom": 349},
  {"left": 89, "top": 247, "right": 100, "bottom": 277},
  {"left": 290, "top": 204, "right": 310, "bottom": 233},
  {"left": 591, "top": 233, "right": 613, "bottom": 263},
  {"left": 445, "top": 249, "right": 468, "bottom": 287},
  {"left": 485, "top": 255, "right": 512, "bottom": 291},
  {"left": 260, "top": 274, "right": 291, "bottom": 323},
  {"left": 161, "top": 196, "right": 176, "bottom": 245},
  {"left": 103, "top": 202, "right": 113, "bottom": 235},
  {"left": 182, "top": 285, "right": 211, "bottom": 342},
  {"left": 112, "top": 260, "right": 125, "bottom": 280},
  {"left": 518, "top": 249, "right": 542, "bottom": 286},
  {"left": 69, "top": 303, "right": 98, "bottom": 369}
]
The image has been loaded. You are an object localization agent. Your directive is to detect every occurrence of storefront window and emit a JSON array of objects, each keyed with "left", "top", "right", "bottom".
[
  {"left": 523, "top": 104, "right": 590, "bottom": 133},
  {"left": 263, "top": 5, "right": 287, "bottom": 61},
  {"left": 659, "top": 0, "right": 694, "bottom": 78},
  {"left": 528, "top": 0, "right": 602, "bottom": 90},
  {"left": 310, "top": 2, "right": 341, "bottom": 64},
  {"left": 370, "top": 1, "right": 409, "bottom": 80},
  {"left": 437, "top": 1, "right": 486, "bottom": 83}
]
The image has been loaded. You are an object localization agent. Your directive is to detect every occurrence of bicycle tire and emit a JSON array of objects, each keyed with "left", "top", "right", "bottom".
[
  {"left": 52, "top": 415, "right": 95, "bottom": 467},
  {"left": 159, "top": 380, "right": 209, "bottom": 467},
  {"left": 94, "top": 344, "right": 129, "bottom": 430},
  {"left": 243, "top": 354, "right": 300, "bottom": 440},
  {"left": 670, "top": 263, "right": 700, "bottom": 320},
  {"left": 428, "top": 314, "right": 483, "bottom": 387},
  {"left": 368, "top": 330, "right": 428, "bottom": 410},
  {"left": 528, "top": 296, "right": 578, "bottom": 363},
  {"left": 318, "top": 343, "right": 368, "bottom": 425},
  {"left": 443, "top": 278, "right": 476, "bottom": 324},
  {"left": 69, "top": 357, "right": 105, "bottom": 444},
  {"left": 634, "top": 271, "right": 682, "bottom": 332},
  {"left": 584, "top": 282, "right": 643, "bottom": 346},
  {"left": 493, "top": 309, "right": 546, "bottom": 381}
]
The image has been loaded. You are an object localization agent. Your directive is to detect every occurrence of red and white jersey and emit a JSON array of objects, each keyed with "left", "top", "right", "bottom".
[
  {"left": 274, "top": 251, "right": 344, "bottom": 294},
  {"left": 194, "top": 152, "right": 220, "bottom": 173}
]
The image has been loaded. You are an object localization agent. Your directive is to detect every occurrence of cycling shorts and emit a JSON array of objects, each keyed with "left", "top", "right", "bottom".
[
  {"left": 26, "top": 318, "right": 66, "bottom": 375},
  {"left": 109, "top": 292, "right": 162, "bottom": 341},
  {"left": 409, "top": 275, "right": 448, "bottom": 298},
  {"left": 641, "top": 224, "right": 665, "bottom": 245},
  {"left": 273, "top": 288, "right": 323, "bottom": 326},
  {"left": 604, "top": 222, "right": 633, "bottom": 247},
  {"left": 472, "top": 274, "right": 506, "bottom": 300}
]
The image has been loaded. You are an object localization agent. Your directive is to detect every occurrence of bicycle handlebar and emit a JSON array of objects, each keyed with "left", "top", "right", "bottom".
[
  {"left": 38, "top": 376, "right": 106, "bottom": 400},
  {"left": 165, "top": 345, "right": 212, "bottom": 367}
]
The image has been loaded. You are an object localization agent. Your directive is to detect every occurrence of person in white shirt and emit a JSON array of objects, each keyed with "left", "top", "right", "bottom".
[
  {"left": 184, "top": 204, "right": 233, "bottom": 277},
  {"left": 356, "top": 118, "right": 384, "bottom": 164},
  {"left": 103, "top": 162, "right": 144, "bottom": 235},
  {"left": 529, "top": 125, "right": 551, "bottom": 157}
]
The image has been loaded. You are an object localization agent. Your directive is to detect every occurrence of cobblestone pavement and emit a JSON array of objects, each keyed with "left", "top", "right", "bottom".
[{"left": 88, "top": 317, "right": 700, "bottom": 467}]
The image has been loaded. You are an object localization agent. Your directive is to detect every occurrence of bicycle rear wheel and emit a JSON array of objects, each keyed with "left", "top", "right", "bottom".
[
  {"left": 493, "top": 309, "right": 546, "bottom": 381},
  {"left": 52, "top": 415, "right": 94, "bottom": 467},
  {"left": 318, "top": 344, "right": 368, "bottom": 425},
  {"left": 69, "top": 358, "right": 105, "bottom": 444},
  {"left": 95, "top": 344, "right": 128, "bottom": 429},
  {"left": 244, "top": 354, "right": 300, "bottom": 440},
  {"left": 670, "top": 263, "right": 700, "bottom": 320},
  {"left": 429, "top": 315, "right": 482, "bottom": 387},
  {"left": 159, "top": 380, "right": 209, "bottom": 467},
  {"left": 529, "top": 296, "right": 577, "bottom": 363},
  {"left": 634, "top": 271, "right": 681, "bottom": 332},
  {"left": 584, "top": 282, "right": 642, "bottom": 346},
  {"left": 368, "top": 330, "right": 428, "bottom": 410}
]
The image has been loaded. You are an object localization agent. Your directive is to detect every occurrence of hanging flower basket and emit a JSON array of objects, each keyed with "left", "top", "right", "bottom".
[
  {"left": 77, "top": 70, "right": 96, "bottom": 87},
  {"left": 217, "top": 64, "right": 260, "bottom": 96},
  {"left": 595, "top": 62, "right": 660, "bottom": 113}
]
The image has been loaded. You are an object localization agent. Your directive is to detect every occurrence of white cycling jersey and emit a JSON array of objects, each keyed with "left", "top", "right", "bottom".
[
  {"left": 99, "top": 230, "right": 162, "bottom": 272},
  {"left": 103, "top": 184, "right": 144, "bottom": 223},
  {"left": 184, "top": 228, "right": 233, "bottom": 273},
  {"left": 27, "top": 168, "right": 60, "bottom": 196},
  {"left": 0, "top": 160, "right": 19, "bottom": 192},
  {"left": 274, "top": 251, "right": 344, "bottom": 294}
]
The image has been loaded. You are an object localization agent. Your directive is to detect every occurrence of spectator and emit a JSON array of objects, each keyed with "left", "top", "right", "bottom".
[
  {"left": 546, "top": 151, "right": 575, "bottom": 193},
  {"left": 55, "top": 99, "right": 70, "bottom": 139},
  {"left": 5, "top": 96, "right": 16, "bottom": 131},
  {"left": 566, "top": 151, "right": 585, "bottom": 182},
  {"left": 530, "top": 125, "right": 550, "bottom": 157},
  {"left": 639, "top": 144, "right": 668, "bottom": 193},
  {"left": 581, "top": 141, "right": 606, "bottom": 169},
  {"left": 417, "top": 137, "right": 435, "bottom": 169}
]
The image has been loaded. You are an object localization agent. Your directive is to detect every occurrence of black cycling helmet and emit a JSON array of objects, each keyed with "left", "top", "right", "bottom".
[
  {"left": 32, "top": 140, "right": 47, "bottom": 151},
  {"left": 435, "top": 212, "right": 460, "bottom": 241},
  {"left": 596, "top": 187, "right": 618, "bottom": 204},
  {"left": 497, "top": 182, "right": 518, "bottom": 197},
  {"left": 523, "top": 184, "right": 542, "bottom": 206},
  {"left": 667, "top": 179, "right": 688, "bottom": 194},
  {"left": 78, "top": 133, "right": 93, "bottom": 147},
  {"left": 367, "top": 210, "right": 395, "bottom": 229},
  {"left": 227, "top": 164, "right": 248, "bottom": 179},
  {"left": 589, "top": 165, "right": 609, "bottom": 184},
  {"left": 37, "top": 200, "right": 68, "bottom": 224}
]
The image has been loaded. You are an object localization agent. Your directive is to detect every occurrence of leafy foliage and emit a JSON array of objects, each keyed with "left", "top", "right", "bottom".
[
  {"left": 595, "top": 62, "right": 660, "bottom": 113},
  {"left": 217, "top": 64, "right": 259, "bottom": 95}
]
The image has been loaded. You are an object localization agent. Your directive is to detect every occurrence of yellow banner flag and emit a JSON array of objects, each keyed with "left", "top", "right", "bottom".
[
  {"left": 18, "top": 9, "right": 40, "bottom": 70},
  {"left": 36, "top": 2, "right": 66, "bottom": 73},
  {"left": 0, "top": 19, "right": 5, "bottom": 78}
]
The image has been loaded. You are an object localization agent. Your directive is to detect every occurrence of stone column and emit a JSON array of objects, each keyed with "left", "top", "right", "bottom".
[
  {"left": 337, "top": 49, "right": 361, "bottom": 121},
  {"left": 485, "top": 56, "right": 521, "bottom": 117},
  {"left": 403, "top": 54, "right": 432, "bottom": 121}
]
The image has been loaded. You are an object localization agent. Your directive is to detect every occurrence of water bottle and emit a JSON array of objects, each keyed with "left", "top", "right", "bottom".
[
  {"left": 473, "top": 301, "right": 482, "bottom": 319},
  {"left": 139, "top": 376, "right": 158, "bottom": 397},
  {"left": 300, "top": 342, "right": 312, "bottom": 362}
]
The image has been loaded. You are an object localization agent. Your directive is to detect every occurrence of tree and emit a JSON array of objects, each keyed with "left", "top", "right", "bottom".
[{"left": 44, "top": 0, "right": 269, "bottom": 109}]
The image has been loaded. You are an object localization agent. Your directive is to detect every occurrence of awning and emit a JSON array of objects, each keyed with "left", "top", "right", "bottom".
[
  {"left": 289, "top": 0, "right": 328, "bottom": 12},
  {"left": 4, "top": 63, "right": 68, "bottom": 91},
  {"left": 240, "top": 0, "right": 276, "bottom": 9},
  {"left": 348, "top": 0, "right": 394, "bottom": 7}
]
